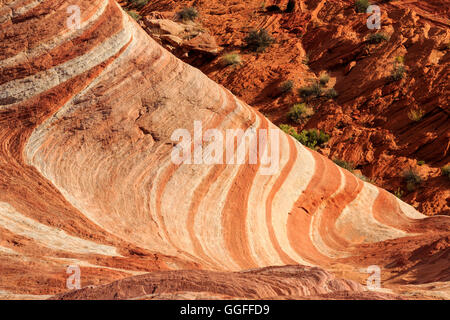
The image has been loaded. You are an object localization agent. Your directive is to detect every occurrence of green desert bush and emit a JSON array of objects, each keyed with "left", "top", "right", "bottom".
[
  {"left": 297, "top": 129, "right": 330, "bottom": 149},
  {"left": 333, "top": 159, "right": 355, "bottom": 172},
  {"left": 279, "top": 124, "right": 301, "bottom": 140},
  {"left": 355, "top": 0, "right": 370, "bottom": 13},
  {"left": 177, "top": 7, "right": 198, "bottom": 21},
  {"left": 287, "top": 103, "right": 314, "bottom": 123},
  {"left": 395, "top": 56, "right": 405, "bottom": 64},
  {"left": 390, "top": 61, "right": 406, "bottom": 82},
  {"left": 325, "top": 88, "right": 338, "bottom": 99},
  {"left": 367, "top": 33, "right": 388, "bottom": 44},
  {"left": 298, "top": 81, "right": 322, "bottom": 98},
  {"left": 279, "top": 125, "right": 329, "bottom": 149},
  {"left": 244, "top": 29, "right": 274, "bottom": 52},
  {"left": 220, "top": 53, "right": 241, "bottom": 66},
  {"left": 393, "top": 188, "right": 404, "bottom": 199},
  {"left": 279, "top": 80, "right": 294, "bottom": 93},
  {"left": 402, "top": 169, "right": 422, "bottom": 191},
  {"left": 407, "top": 108, "right": 425, "bottom": 122}
]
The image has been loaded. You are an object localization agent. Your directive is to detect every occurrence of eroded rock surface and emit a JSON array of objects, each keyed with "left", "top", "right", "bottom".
[{"left": 0, "top": 0, "right": 448, "bottom": 300}]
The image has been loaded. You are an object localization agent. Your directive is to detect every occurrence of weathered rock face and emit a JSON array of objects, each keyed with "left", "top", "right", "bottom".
[
  {"left": 140, "top": 16, "right": 219, "bottom": 66},
  {"left": 0, "top": 0, "right": 449, "bottom": 300},
  {"left": 51, "top": 265, "right": 403, "bottom": 300},
  {"left": 134, "top": 0, "right": 449, "bottom": 216}
]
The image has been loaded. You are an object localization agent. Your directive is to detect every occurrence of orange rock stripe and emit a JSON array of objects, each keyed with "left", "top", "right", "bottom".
[
  {"left": 317, "top": 167, "right": 364, "bottom": 254},
  {"left": 287, "top": 151, "right": 340, "bottom": 264},
  {"left": 221, "top": 112, "right": 267, "bottom": 269},
  {"left": 0, "top": 0, "right": 121, "bottom": 85},
  {"left": 155, "top": 90, "right": 242, "bottom": 262},
  {"left": 264, "top": 135, "right": 298, "bottom": 265}
]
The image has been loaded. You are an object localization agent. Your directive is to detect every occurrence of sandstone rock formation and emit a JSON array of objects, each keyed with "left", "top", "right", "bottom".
[
  {"left": 135, "top": 0, "right": 450, "bottom": 216},
  {"left": 140, "top": 16, "right": 219, "bottom": 65},
  {"left": 52, "top": 265, "right": 404, "bottom": 300},
  {"left": 0, "top": 0, "right": 448, "bottom": 299}
]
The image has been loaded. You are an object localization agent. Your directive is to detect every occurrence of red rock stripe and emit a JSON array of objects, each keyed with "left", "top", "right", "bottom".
[
  {"left": 221, "top": 112, "right": 267, "bottom": 269},
  {"left": 264, "top": 135, "right": 298, "bottom": 265},
  {"left": 287, "top": 151, "right": 341, "bottom": 265},
  {"left": 186, "top": 163, "right": 227, "bottom": 268},
  {"left": 1, "top": 0, "right": 102, "bottom": 59},
  {"left": 317, "top": 166, "right": 364, "bottom": 253},
  {"left": 154, "top": 90, "right": 241, "bottom": 262},
  {"left": 0, "top": 38, "right": 132, "bottom": 249},
  {"left": 0, "top": 0, "right": 121, "bottom": 85}
]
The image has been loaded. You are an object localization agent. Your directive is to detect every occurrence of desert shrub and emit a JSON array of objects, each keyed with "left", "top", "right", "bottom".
[
  {"left": 244, "top": 29, "right": 274, "bottom": 52},
  {"left": 130, "top": 0, "right": 149, "bottom": 9},
  {"left": 442, "top": 165, "right": 450, "bottom": 180},
  {"left": 407, "top": 108, "right": 425, "bottom": 122},
  {"left": 298, "top": 82, "right": 322, "bottom": 98},
  {"left": 325, "top": 88, "right": 338, "bottom": 99},
  {"left": 286, "top": 0, "right": 296, "bottom": 13},
  {"left": 355, "top": 0, "right": 370, "bottom": 13},
  {"left": 417, "top": 160, "right": 425, "bottom": 166},
  {"left": 402, "top": 169, "right": 422, "bottom": 191},
  {"left": 177, "top": 7, "right": 198, "bottom": 21},
  {"left": 319, "top": 72, "right": 330, "bottom": 86},
  {"left": 367, "top": 33, "right": 388, "bottom": 44},
  {"left": 297, "top": 129, "right": 330, "bottom": 149},
  {"left": 279, "top": 80, "right": 294, "bottom": 93},
  {"left": 279, "top": 124, "right": 301, "bottom": 140},
  {"left": 221, "top": 53, "right": 241, "bottom": 66},
  {"left": 390, "top": 62, "right": 406, "bottom": 82},
  {"left": 395, "top": 56, "right": 405, "bottom": 64},
  {"left": 287, "top": 103, "right": 314, "bottom": 123},
  {"left": 126, "top": 10, "right": 142, "bottom": 21},
  {"left": 333, "top": 159, "right": 355, "bottom": 172},
  {"left": 393, "top": 188, "right": 404, "bottom": 199},
  {"left": 280, "top": 126, "right": 329, "bottom": 149}
]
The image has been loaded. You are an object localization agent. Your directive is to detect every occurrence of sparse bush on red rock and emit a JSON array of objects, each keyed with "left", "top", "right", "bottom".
[
  {"left": 244, "top": 29, "right": 275, "bottom": 52},
  {"left": 407, "top": 108, "right": 425, "bottom": 122},
  {"left": 220, "top": 53, "right": 242, "bottom": 66},
  {"left": 355, "top": 0, "right": 371, "bottom": 13},
  {"left": 287, "top": 103, "right": 314, "bottom": 123},
  {"left": 367, "top": 33, "right": 389, "bottom": 44},
  {"left": 177, "top": 7, "right": 198, "bottom": 21},
  {"left": 403, "top": 169, "right": 423, "bottom": 191}
]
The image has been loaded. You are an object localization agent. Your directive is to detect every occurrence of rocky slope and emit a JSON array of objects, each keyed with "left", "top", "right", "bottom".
[
  {"left": 128, "top": 0, "right": 449, "bottom": 216},
  {"left": 0, "top": 0, "right": 448, "bottom": 299}
]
